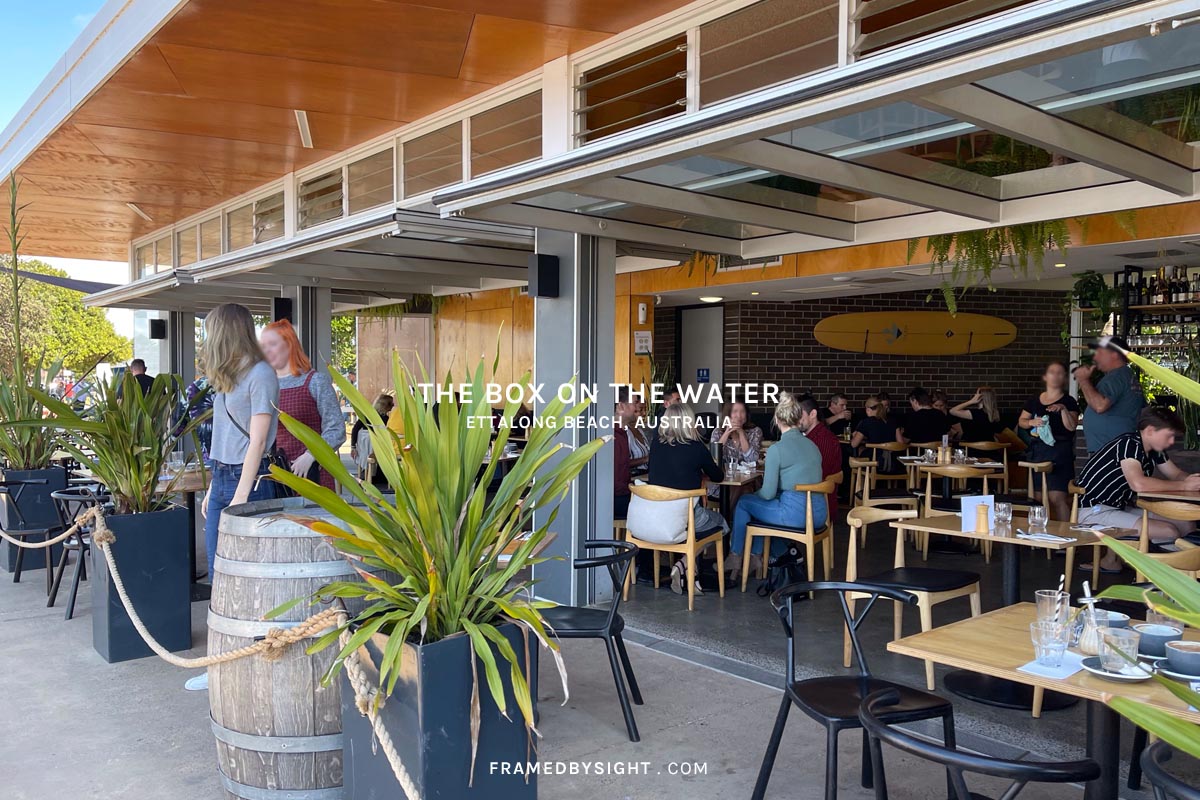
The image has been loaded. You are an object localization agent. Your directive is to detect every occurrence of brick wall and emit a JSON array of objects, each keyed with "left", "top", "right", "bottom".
[
  {"left": 653, "top": 302, "right": 678, "bottom": 382},
  {"left": 655, "top": 288, "right": 1069, "bottom": 419}
]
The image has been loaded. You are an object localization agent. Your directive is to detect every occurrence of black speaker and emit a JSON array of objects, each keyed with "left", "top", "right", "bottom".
[
  {"left": 528, "top": 254, "right": 559, "bottom": 298},
  {"left": 148, "top": 318, "right": 167, "bottom": 340},
  {"left": 272, "top": 296, "right": 294, "bottom": 323}
]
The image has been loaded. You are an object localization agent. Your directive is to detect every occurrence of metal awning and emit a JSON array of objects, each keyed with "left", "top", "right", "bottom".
[
  {"left": 434, "top": 0, "right": 1200, "bottom": 261},
  {"left": 83, "top": 211, "right": 533, "bottom": 314}
]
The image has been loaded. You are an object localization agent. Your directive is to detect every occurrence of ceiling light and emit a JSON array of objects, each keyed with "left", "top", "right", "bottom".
[
  {"left": 125, "top": 203, "right": 153, "bottom": 222},
  {"left": 698, "top": 296, "right": 723, "bottom": 303},
  {"left": 294, "top": 109, "right": 314, "bottom": 149},
  {"left": 831, "top": 275, "right": 854, "bottom": 282},
  {"left": 1054, "top": 262, "right": 1067, "bottom": 268},
  {"left": 750, "top": 291, "right": 760, "bottom": 296}
]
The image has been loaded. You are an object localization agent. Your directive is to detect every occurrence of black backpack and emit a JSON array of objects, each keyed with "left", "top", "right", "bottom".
[{"left": 757, "top": 546, "right": 806, "bottom": 598}]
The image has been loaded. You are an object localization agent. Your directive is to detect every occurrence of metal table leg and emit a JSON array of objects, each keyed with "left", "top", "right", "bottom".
[{"left": 1085, "top": 700, "right": 1120, "bottom": 800}]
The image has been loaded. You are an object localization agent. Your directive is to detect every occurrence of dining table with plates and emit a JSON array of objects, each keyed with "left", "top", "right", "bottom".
[{"left": 890, "top": 603, "right": 1200, "bottom": 800}]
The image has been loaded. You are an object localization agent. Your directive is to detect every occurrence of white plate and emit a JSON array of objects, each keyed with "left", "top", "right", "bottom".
[
  {"left": 1155, "top": 663, "right": 1200, "bottom": 682},
  {"left": 1081, "top": 656, "right": 1154, "bottom": 682}
]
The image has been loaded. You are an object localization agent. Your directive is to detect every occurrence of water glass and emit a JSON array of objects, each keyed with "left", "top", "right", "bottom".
[
  {"left": 1030, "top": 621, "right": 1070, "bottom": 668},
  {"left": 994, "top": 502, "right": 1012, "bottom": 525},
  {"left": 1035, "top": 589, "right": 1071, "bottom": 623},
  {"left": 952, "top": 448, "right": 966, "bottom": 464},
  {"left": 725, "top": 459, "right": 735, "bottom": 480},
  {"left": 923, "top": 448, "right": 936, "bottom": 464},
  {"left": 1100, "top": 629, "right": 1141, "bottom": 673},
  {"left": 166, "top": 453, "right": 185, "bottom": 476},
  {"left": 1028, "top": 505, "right": 1049, "bottom": 532}
]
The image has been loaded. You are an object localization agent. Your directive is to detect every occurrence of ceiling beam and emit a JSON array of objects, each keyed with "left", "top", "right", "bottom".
[
  {"left": 579, "top": 177, "right": 855, "bottom": 241},
  {"left": 918, "top": 84, "right": 1196, "bottom": 196},
  {"left": 297, "top": 249, "right": 526, "bottom": 280},
  {"left": 714, "top": 139, "right": 1002, "bottom": 222},
  {"left": 273, "top": 260, "right": 484, "bottom": 289},
  {"left": 359, "top": 235, "right": 532, "bottom": 267},
  {"left": 461, "top": 203, "right": 746, "bottom": 257}
]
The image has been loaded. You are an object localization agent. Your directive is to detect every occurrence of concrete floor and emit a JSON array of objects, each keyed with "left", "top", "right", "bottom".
[{"left": 0, "top": 507, "right": 1189, "bottom": 799}]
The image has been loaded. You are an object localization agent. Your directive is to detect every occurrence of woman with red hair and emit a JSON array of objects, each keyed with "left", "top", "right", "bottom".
[{"left": 259, "top": 320, "right": 345, "bottom": 489}]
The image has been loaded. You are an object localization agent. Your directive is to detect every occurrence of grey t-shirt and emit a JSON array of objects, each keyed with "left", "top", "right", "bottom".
[
  {"left": 211, "top": 360, "right": 279, "bottom": 466},
  {"left": 1083, "top": 364, "right": 1144, "bottom": 452}
]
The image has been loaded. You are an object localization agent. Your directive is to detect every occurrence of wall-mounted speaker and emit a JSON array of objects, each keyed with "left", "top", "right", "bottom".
[
  {"left": 148, "top": 318, "right": 167, "bottom": 340},
  {"left": 272, "top": 296, "right": 294, "bottom": 323},
  {"left": 528, "top": 254, "right": 559, "bottom": 298}
]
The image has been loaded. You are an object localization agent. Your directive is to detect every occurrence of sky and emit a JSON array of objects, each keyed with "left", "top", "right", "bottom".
[{"left": 2, "top": 3, "right": 132, "bottom": 337}]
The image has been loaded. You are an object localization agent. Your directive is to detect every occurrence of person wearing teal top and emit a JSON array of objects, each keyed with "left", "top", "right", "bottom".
[{"left": 726, "top": 392, "right": 825, "bottom": 579}]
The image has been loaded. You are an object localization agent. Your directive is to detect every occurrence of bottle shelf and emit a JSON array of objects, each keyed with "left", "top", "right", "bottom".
[{"left": 1129, "top": 302, "right": 1200, "bottom": 312}]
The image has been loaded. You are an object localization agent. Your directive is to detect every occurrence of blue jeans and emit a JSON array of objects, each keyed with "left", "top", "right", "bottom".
[
  {"left": 204, "top": 460, "right": 275, "bottom": 576},
  {"left": 730, "top": 491, "right": 827, "bottom": 557}
]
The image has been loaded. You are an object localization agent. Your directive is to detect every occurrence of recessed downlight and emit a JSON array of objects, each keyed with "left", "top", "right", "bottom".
[
  {"left": 698, "top": 296, "right": 723, "bottom": 303},
  {"left": 831, "top": 275, "right": 854, "bottom": 282},
  {"left": 750, "top": 291, "right": 760, "bottom": 296},
  {"left": 1054, "top": 262, "right": 1067, "bottom": 268}
]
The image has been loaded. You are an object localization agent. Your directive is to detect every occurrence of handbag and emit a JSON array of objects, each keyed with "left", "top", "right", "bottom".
[
  {"left": 222, "top": 402, "right": 295, "bottom": 497},
  {"left": 756, "top": 545, "right": 807, "bottom": 598}
]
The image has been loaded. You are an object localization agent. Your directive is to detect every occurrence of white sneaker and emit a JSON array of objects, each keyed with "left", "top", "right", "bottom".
[{"left": 184, "top": 672, "right": 209, "bottom": 691}]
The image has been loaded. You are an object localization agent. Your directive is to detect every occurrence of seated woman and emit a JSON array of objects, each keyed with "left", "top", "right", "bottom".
[
  {"left": 709, "top": 400, "right": 763, "bottom": 503},
  {"left": 850, "top": 395, "right": 904, "bottom": 475},
  {"left": 951, "top": 386, "right": 1003, "bottom": 443},
  {"left": 627, "top": 403, "right": 726, "bottom": 596},
  {"left": 351, "top": 393, "right": 395, "bottom": 487},
  {"left": 727, "top": 392, "right": 825, "bottom": 580}
]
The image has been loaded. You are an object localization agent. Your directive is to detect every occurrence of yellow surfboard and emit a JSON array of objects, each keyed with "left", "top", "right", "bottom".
[{"left": 813, "top": 311, "right": 1016, "bottom": 356}]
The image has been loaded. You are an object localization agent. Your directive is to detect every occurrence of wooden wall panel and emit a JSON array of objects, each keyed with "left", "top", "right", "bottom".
[{"left": 615, "top": 298, "right": 631, "bottom": 385}]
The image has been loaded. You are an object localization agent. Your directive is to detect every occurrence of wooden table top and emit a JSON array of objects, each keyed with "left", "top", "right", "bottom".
[
  {"left": 889, "top": 603, "right": 1200, "bottom": 724},
  {"left": 497, "top": 531, "right": 556, "bottom": 565},
  {"left": 713, "top": 470, "right": 761, "bottom": 487},
  {"left": 158, "top": 468, "right": 209, "bottom": 494},
  {"left": 1137, "top": 488, "right": 1200, "bottom": 502},
  {"left": 909, "top": 461, "right": 1004, "bottom": 471},
  {"left": 891, "top": 513, "right": 1116, "bottom": 551}
]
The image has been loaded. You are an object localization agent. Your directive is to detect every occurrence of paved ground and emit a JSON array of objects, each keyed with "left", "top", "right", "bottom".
[{"left": 0, "top": 547, "right": 1084, "bottom": 800}]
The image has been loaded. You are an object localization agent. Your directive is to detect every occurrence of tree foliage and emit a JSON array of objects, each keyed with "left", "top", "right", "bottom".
[
  {"left": 330, "top": 314, "right": 356, "bottom": 373},
  {"left": 0, "top": 258, "right": 132, "bottom": 376}
]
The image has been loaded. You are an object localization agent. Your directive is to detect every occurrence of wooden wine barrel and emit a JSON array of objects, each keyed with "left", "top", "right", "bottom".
[{"left": 209, "top": 496, "right": 382, "bottom": 800}]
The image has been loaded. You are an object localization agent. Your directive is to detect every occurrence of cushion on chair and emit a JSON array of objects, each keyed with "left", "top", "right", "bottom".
[
  {"left": 540, "top": 606, "right": 623, "bottom": 638},
  {"left": 790, "top": 676, "right": 950, "bottom": 724},
  {"left": 861, "top": 567, "right": 980, "bottom": 593}
]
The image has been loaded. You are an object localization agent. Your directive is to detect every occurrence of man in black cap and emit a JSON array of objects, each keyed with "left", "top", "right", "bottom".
[{"left": 1073, "top": 335, "right": 1145, "bottom": 453}]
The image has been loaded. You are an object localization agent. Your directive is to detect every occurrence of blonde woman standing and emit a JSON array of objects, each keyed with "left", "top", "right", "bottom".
[{"left": 199, "top": 303, "right": 279, "bottom": 576}]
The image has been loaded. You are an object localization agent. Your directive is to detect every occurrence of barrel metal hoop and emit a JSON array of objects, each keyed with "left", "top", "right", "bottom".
[
  {"left": 206, "top": 610, "right": 334, "bottom": 639},
  {"left": 214, "top": 555, "right": 360, "bottom": 579},
  {"left": 211, "top": 718, "right": 342, "bottom": 753},
  {"left": 219, "top": 773, "right": 343, "bottom": 800}
]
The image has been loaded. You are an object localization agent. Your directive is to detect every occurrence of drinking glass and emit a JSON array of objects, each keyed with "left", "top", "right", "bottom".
[
  {"left": 166, "top": 453, "right": 185, "bottom": 476},
  {"left": 725, "top": 459, "right": 735, "bottom": 480},
  {"left": 1100, "top": 629, "right": 1141, "bottom": 673},
  {"left": 1028, "top": 505, "right": 1049, "bottom": 532},
  {"left": 994, "top": 502, "right": 1012, "bottom": 525},
  {"left": 952, "top": 448, "right": 966, "bottom": 464},
  {"left": 1030, "top": 621, "right": 1070, "bottom": 668},
  {"left": 1035, "top": 589, "right": 1071, "bottom": 623},
  {"left": 1147, "top": 609, "right": 1184, "bottom": 631},
  {"left": 923, "top": 448, "right": 936, "bottom": 464}
]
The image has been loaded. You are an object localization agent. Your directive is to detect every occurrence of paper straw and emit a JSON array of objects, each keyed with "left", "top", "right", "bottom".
[{"left": 1055, "top": 573, "right": 1065, "bottom": 623}]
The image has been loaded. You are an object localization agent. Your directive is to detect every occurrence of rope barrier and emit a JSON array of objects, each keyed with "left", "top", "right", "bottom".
[{"left": 4, "top": 503, "right": 420, "bottom": 797}]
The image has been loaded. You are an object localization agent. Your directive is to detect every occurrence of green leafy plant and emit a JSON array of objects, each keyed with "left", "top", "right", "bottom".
[
  {"left": 908, "top": 220, "right": 1071, "bottom": 313},
  {"left": 268, "top": 352, "right": 606, "bottom": 756},
  {"left": 0, "top": 354, "right": 63, "bottom": 470},
  {"left": 10, "top": 373, "right": 211, "bottom": 514}
]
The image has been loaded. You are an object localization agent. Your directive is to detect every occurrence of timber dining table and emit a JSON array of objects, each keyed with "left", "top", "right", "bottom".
[
  {"left": 890, "top": 603, "right": 1200, "bottom": 800},
  {"left": 712, "top": 467, "right": 760, "bottom": 521},
  {"left": 890, "top": 513, "right": 1123, "bottom": 711}
]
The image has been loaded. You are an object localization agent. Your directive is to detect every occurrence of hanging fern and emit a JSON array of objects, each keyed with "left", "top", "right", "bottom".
[{"left": 909, "top": 220, "right": 1071, "bottom": 313}]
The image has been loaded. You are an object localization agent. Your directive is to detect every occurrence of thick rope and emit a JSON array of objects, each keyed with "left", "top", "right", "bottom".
[
  {"left": 0, "top": 505, "right": 99, "bottom": 549},
  {"left": 15, "top": 503, "right": 423, "bottom": 796},
  {"left": 341, "top": 629, "right": 421, "bottom": 800}
]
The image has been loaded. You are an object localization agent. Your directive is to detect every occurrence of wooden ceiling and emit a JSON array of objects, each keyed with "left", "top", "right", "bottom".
[{"left": 12, "top": 0, "right": 693, "bottom": 262}]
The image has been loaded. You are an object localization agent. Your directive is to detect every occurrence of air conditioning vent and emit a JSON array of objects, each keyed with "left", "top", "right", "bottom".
[
  {"left": 1117, "top": 248, "right": 1189, "bottom": 259},
  {"left": 782, "top": 284, "right": 865, "bottom": 294}
]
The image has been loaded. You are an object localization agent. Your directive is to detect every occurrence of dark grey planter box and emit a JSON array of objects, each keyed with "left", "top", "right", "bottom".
[
  {"left": 0, "top": 466, "right": 67, "bottom": 572},
  {"left": 342, "top": 622, "right": 538, "bottom": 799},
  {"left": 91, "top": 506, "right": 192, "bottom": 663}
]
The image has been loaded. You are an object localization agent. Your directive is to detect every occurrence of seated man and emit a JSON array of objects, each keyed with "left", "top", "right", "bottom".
[
  {"left": 1077, "top": 406, "right": 1200, "bottom": 572},
  {"left": 897, "top": 387, "right": 950, "bottom": 445}
]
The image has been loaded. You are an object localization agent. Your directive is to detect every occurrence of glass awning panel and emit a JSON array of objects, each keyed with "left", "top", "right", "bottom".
[
  {"left": 520, "top": 191, "right": 786, "bottom": 239},
  {"left": 977, "top": 24, "right": 1200, "bottom": 161}
]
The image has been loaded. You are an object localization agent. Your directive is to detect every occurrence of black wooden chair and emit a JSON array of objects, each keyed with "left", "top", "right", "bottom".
[
  {"left": 1141, "top": 741, "right": 1200, "bottom": 800},
  {"left": 0, "top": 478, "right": 57, "bottom": 592},
  {"left": 752, "top": 580, "right": 956, "bottom": 800},
  {"left": 48, "top": 486, "right": 108, "bottom": 620},
  {"left": 859, "top": 688, "right": 1100, "bottom": 800},
  {"left": 540, "top": 540, "right": 643, "bottom": 742}
]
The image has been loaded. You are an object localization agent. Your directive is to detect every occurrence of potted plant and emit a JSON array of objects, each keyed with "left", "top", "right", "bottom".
[
  {"left": 0, "top": 175, "right": 69, "bottom": 570},
  {"left": 19, "top": 372, "right": 210, "bottom": 662},
  {"left": 269, "top": 354, "right": 605, "bottom": 798}
]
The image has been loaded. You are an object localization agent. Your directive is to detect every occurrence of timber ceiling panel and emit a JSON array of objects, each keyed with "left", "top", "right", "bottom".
[{"left": 13, "top": 0, "right": 694, "bottom": 261}]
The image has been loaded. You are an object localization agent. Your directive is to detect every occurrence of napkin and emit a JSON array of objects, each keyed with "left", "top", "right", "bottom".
[
  {"left": 1017, "top": 650, "right": 1085, "bottom": 679},
  {"left": 1016, "top": 530, "right": 1071, "bottom": 543}
]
